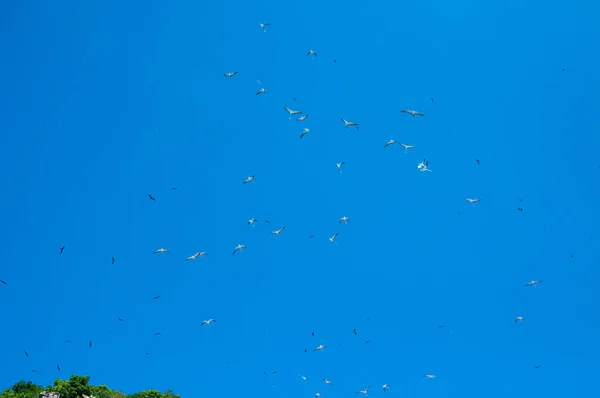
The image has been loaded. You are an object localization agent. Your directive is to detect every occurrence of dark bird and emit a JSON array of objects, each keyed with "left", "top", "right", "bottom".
[
  {"left": 353, "top": 328, "right": 357, "bottom": 335},
  {"left": 264, "top": 220, "right": 271, "bottom": 224},
  {"left": 438, "top": 325, "right": 445, "bottom": 328},
  {"left": 518, "top": 208, "right": 523, "bottom": 212},
  {"left": 0, "top": 280, "right": 6, "bottom": 285},
  {"left": 304, "top": 349, "right": 307, "bottom": 353},
  {"left": 89, "top": 340, "right": 92, "bottom": 348},
  {"left": 24, "top": 350, "right": 28, "bottom": 357},
  {"left": 333, "top": 59, "right": 337, "bottom": 63},
  {"left": 263, "top": 372, "right": 267, "bottom": 375},
  {"left": 32, "top": 369, "right": 38, "bottom": 373},
  {"left": 57, "top": 364, "right": 61, "bottom": 372},
  {"left": 171, "top": 187, "right": 176, "bottom": 190},
  {"left": 293, "top": 97, "right": 296, "bottom": 101},
  {"left": 365, "top": 340, "right": 371, "bottom": 344},
  {"left": 311, "top": 332, "right": 315, "bottom": 336},
  {"left": 60, "top": 246, "right": 65, "bottom": 254},
  {"left": 148, "top": 194, "right": 156, "bottom": 201},
  {"left": 153, "top": 332, "right": 162, "bottom": 337},
  {"left": 431, "top": 97, "right": 434, "bottom": 102},
  {"left": 65, "top": 340, "right": 70, "bottom": 343},
  {"left": 535, "top": 365, "right": 542, "bottom": 368},
  {"left": 476, "top": 159, "right": 480, "bottom": 165},
  {"left": 146, "top": 352, "right": 149, "bottom": 356},
  {"left": 224, "top": 71, "right": 238, "bottom": 78},
  {"left": 153, "top": 296, "right": 161, "bottom": 300},
  {"left": 111, "top": 257, "right": 115, "bottom": 264},
  {"left": 309, "top": 235, "right": 314, "bottom": 238},
  {"left": 118, "top": 318, "right": 124, "bottom": 322}
]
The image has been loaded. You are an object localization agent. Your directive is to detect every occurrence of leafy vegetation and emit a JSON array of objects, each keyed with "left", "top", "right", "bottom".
[{"left": 0, "top": 376, "right": 179, "bottom": 398}]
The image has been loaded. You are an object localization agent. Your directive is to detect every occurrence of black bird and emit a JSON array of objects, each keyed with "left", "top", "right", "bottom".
[
  {"left": 146, "top": 352, "right": 149, "bottom": 356},
  {"left": 365, "top": 340, "right": 371, "bottom": 344},
  {"left": 118, "top": 318, "right": 124, "bottom": 322},
  {"left": 438, "top": 325, "right": 444, "bottom": 328},
  {"left": 309, "top": 235, "right": 314, "bottom": 238},
  {"left": 311, "top": 332, "right": 314, "bottom": 336},
  {"left": 57, "top": 364, "right": 61, "bottom": 372},
  {"left": 535, "top": 365, "right": 542, "bottom": 368},
  {"left": 171, "top": 187, "right": 176, "bottom": 190},
  {"left": 65, "top": 340, "right": 70, "bottom": 343},
  {"left": 353, "top": 328, "right": 357, "bottom": 335},
  {"left": 476, "top": 159, "right": 480, "bottom": 165},
  {"left": 24, "top": 350, "right": 28, "bottom": 357},
  {"left": 304, "top": 349, "right": 307, "bottom": 353},
  {"left": 111, "top": 257, "right": 115, "bottom": 264},
  {"left": 518, "top": 208, "right": 523, "bottom": 212},
  {"left": 89, "top": 340, "right": 92, "bottom": 348},
  {"left": 148, "top": 194, "right": 156, "bottom": 201},
  {"left": 153, "top": 296, "right": 161, "bottom": 300},
  {"left": 153, "top": 332, "right": 162, "bottom": 337},
  {"left": 333, "top": 59, "right": 337, "bottom": 63},
  {"left": 264, "top": 220, "right": 271, "bottom": 224},
  {"left": 32, "top": 370, "right": 38, "bottom": 373},
  {"left": 431, "top": 97, "right": 435, "bottom": 102},
  {"left": 293, "top": 97, "right": 296, "bottom": 101},
  {"left": 0, "top": 280, "right": 6, "bottom": 285},
  {"left": 60, "top": 246, "right": 65, "bottom": 254}
]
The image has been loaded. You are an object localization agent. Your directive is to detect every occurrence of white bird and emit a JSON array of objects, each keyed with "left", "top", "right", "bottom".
[
  {"left": 307, "top": 49, "right": 317, "bottom": 57},
  {"left": 224, "top": 71, "right": 238, "bottom": 78},
  {"left": 340, "top": 118, "right": 359, "bottom": 130},
  {"left": 299, "top": 375, "right": 308, "bottom": 381},
  {"left": 524, "top": 280, "right": 543, "bottom": 287},
  {"left": 323, "top": 378, "right": 333, "bottom": 385},
  {"left": 313, "top": 344, "right": 326, "bottom": 351},
  {"left": 315, "top": 394, "right": 321, "bottom": 398},
  {"left": 153, "top": 248, "right": 168, "bottom": 254},
  {"left": 400, "top": 142, "right": 416, "bottom": 152},
  {"left": 382, "top": 384, "right": 389, "bottom": 392},
  {"left": 256, "top": 88, "right": 265, "bottom": 96},
  {"left": 356, "top": 385, "right": 371, "bottom": 395},
  {"left": 185, "top": 251, "right": 207, "bottom": 260},
  {"left": 201, "top": 319, "right": 216, "bottom": 326},
  {"left": 424, "top": 375, "right": 437, "bottom": 379},
  {"left": 329, "top": 232, "right": 339, "bottom": 243},
  {"left": 243, "top": 175, "right": 255, "bottom": 184},
  {"left": 248, "top": 218, "right": 258, "bottom": 226},
  {"left": 384, "top": 139, "right": 398, "bottom": 147},
  {"left": 339, "top": 216, "right": 350, "bottom": 224},
  {"left": 284, "top": 107, "right": 303, "bottom": 118},
  {"left": 259, "top": 22, "right": 270, "bottom": 32},
  {"left": 465, "top": 198, "right": 481, "bottom": 206},
  {"left": 232, "top": 244, "right": 246, "bottom": 255},
  {"left": 271, "top": 225, "right": 286, "bottom": 235},
  {"left": 417, "top": 158, "right": 431, "bottom": 172},
  {"left": 515, "top": 316, "right": 524, "bottom": 323},
  {"left": 336, "top": 161, "right": 345, "bottom": 173},
  {"left": 297, "top": 114, "right": 308, "bottom": 121},
  {"left": 300, "top": 128, "right": 311, "bottom": 139},
  {"left": 401, "top": 109, "right": 425, "bottom": 117}
]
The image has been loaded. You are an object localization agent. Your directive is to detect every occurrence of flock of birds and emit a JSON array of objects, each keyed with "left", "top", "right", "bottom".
[{"left": 1, "top": 17, "right": 565, "bottom": 398}]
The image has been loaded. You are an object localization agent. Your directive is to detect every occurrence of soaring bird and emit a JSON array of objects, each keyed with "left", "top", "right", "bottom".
[
  {"left": 264, "top": 220, "right": 271, "bottom": 224},
  {"left": 300, "top": 128, "right": 311, "bottom": 139},
  {"left": 353, "top": 328, "right": 357, "bottom": 335},
  {"left": 424, "top": 375, "right": 437, "bottom": 379},
  {"left": 384, "top": 140, "right": 398, "bottom": 147},
  {"left": 340, "top": 118, "right": 359, "bottom": 130},
  {"left": 336, "top": 161, "right": 345, "bottom": 173},
  {"left": 259, "top": 22, "right": 270, "bottom": 32},
  {"left": 535, "top": 365, "right": 542, "bottom": 369},
  {"left": 271, "top": 226, "right": 287, "bottom": 235},
  {"left": 323, "top": 378, "right": 333, "bottom": 385},
  {"left": 518, "top": 207, "right": 523, "bottom": 212},
  {"left": 153, "top": 332, "right": 162, "bottom": 337},
  {"left": 201, "top": 319, "right": 216, "bottom": 326},
  {"left": 297, "top": 114, "right": 308, "bottom": 121},
  {"left": 382, "top": 384, "right": 389, "bottom": 392},
  {"left": 284, "top": 107, "right": 303, "bottom": 118},
  {"left": 111, "top": 257, "right": 115, "bottom": 264},
  {"left": 233, "top": 244, "right": 246, "bottom": 255},
  {"left": 299, "top": 375, "right": 308, "bottom": 381},
  {"left": 400, "top": 142, "right": 416, "bottom": 152},
  {"left": 147, "top": 194, "right": 156, "bottom": 201},
  {"left": 24, "top": 350, "right": 28, "bottom": 357},
  {"left": 224, "top": 72, "right": 238, "bottom": 78},
  {"left": 356, "top": 385, "right": 372, "bottom": 395},
  {"left": 89, "top": 340, "right": 92, "bottom": 348},
  {"left": 417, "top": 159, "right": 431, "bottom": 172},
  {"left": 153, "top": 248, "right": 168, "bottom": 254},
  {"left": 118, "top": 318, "right": 124, "bottom": 322},
  {"left": 243, "top": 175, "right": 255, "bottom": 184},
  {"left": 248, "top": 218, "right": 258, "bottom": 226},
  {"left": 476, "top": 159, "right": 481, "bottom": 165},
  {"left": 57, "top": 364, "right": 61, "bottom": 372},
  {"left": 153, "top": 296, "right": 161, "bottom": 300},
  {"left": 339, "top": 216, "right": 350, "bottom": 224},
  {"left": 329, "top": 232, "right": 339, "bottom": 243},
  {"left": 524, "top": 280, "right": 543, "bottom": 287},
  {"left": 185, "top": 251, "right": 207, "bottom": 261},
  {"left": 0, "top": 280, "right": 6, "bottom": 285},
  {"left": 465, "top": 198, "right": 481, "bottom": 206},
  {"left": 306, "top": 49, "right": 317, "bottom": 57},
  {"left": 60, "top": 246, "right": 65, "bottom": 254},
  {"left": 515, "top": 316, "right": 524, "bottom": 323},
  {"left": 256, "top": 88, "right": 265, "bottom": 96},
  {"left": 401, "top": 109, "right": 424, "bottom": 116},
  {"left": 313, "top": 344, "right": 326, "bottom": 351}
]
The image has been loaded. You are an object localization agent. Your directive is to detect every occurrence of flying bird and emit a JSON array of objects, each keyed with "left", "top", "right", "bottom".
[
  {"left": 57, "top": 364, "right": 61, "bottom": 372},
  {"left": 306, "top": 49, "right": 317, "bottom": 57},
  {"left": 382, "top": 384, "right": 389, "bottom": 392},
  {"left": 60, "top": 246, "right": 65, "bottom": 254},
  {"left": 340, "top": 118, "right": 359, "bottom": 130},
  {"left": 476, "top": 159, "right": 480, "bottom": 164},
  {"left": 313, "top": 344, "right": 325, "bottom": 351},
  {"left": 248, "top": 218, "right": 258, "bottom": 226},
  {"left": 284, "top": 107, "right": 303, "bottom": 118},
  {"left": 384, "top": 140, "right": 398, "bottom": 147},
  {"left": 329, "top": 232, "right": 339, "bottom": 243},
  {"left": 224, "top": 72, "right": 238, "bottom": 78},
  {"left": 524, "top": 280, "right": 543, "bottom": 287},
  {"left": 431, "top": 97, "right": 435, "bottom": 102},
  {"left": 153, "top": 296, "right": 161, "bottom": 300},
  {"left": 89, "top": 340, "right": 92, "bottom": 348},
  {"left": 353, "top": 328, "right": 357, "bottom": 335},
  {"left": 153, "top": 248, "right": 168, "bottom": 254},
  {"left": 300, "top": 375, "right": 308, "bottom": 381},
  {"left": 465, "top": 198, "right": 481, "bottom": 206},
  {"left": 417, "top": 159, "right": 431, "bottom": 172},
  {"left": 201, "top": 319, "right": 216, "bottom": 326},
  {"left": 147, "top": 194, "right": 156, "bottom": 201},
  {"left": 365, "top": 340, "right": 371, "bottom": 344},
  {"left": 515, "top": 316, "right": 524, "bottom": 323},
  {"left": 401, "top": 109, "right": 424, "bottom": 116},
  {"left": 336, "top": 161, "right": 345, "bottom": 173},
  {"left": 518, "top": 207, "right": 523, "bottom": 212},
  {"left": 118, "top": 318, "right": 124, "bottom": 322},
  {"left": 424, "top": 375, "right": 437, "bottom": 379},
  {"left": 535, "top": 365, "right": 542, "bottom": 368},
  {"left": 153, "top": 332, "right": 162, "bottom": 337},
  {"left": 24, "top": 350, "right": 28, "bottom": 357},
  {"left": 271, "top": 226, "right": 287, "bottom": 235},
  {"left": 339, "top": 216, "right": 350, "bottom": 224},
  {"left": 400, "top": 142, "right": 416, "bottom": 152},
  {"left": 0, "top": 280, "right": 6, "bottom": 285},
  {"left": 259, "top": 22, "right": 270, "bottom": 32},
  {"left": 185, "top": 251, "right": 207, "bottom": 261},
  {"left": 111, "top": 257, "right": 115, "bottom": 264},
  {"left": 323, "top": 378, "right": 332, "bottom": 385},
  {"left": 264, "top": 220, "right": 271, "bottom": 224},
  {"left": 300, "top": 128, "right": 311, "bottom": 139},
  {"left": 256, "top": 88, "right": 265, "bottom": 96},
  {"left": 32, "top": 369, "right": 38, "bottom": 373},
  {"left": 243, "top": 175, "right": 255, "bottom": 184},
  {"left": 297, "top": 114, "right": 308, "bottom": 121},
  {"left": 233, "top": 244, "right": 247, "bottom": 255},
  {"left": 356, "top": 385, "right": 371, "bottom": 395}
]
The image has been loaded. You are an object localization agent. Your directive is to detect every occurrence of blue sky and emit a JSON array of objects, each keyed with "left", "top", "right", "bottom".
[{"left": 1, "top": 0, "right": 600, "bottom": 397}]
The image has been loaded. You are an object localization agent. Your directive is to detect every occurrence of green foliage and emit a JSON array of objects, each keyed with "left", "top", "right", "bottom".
[{"left": 0, "top": 377, "right": 177, "bottom": 398}]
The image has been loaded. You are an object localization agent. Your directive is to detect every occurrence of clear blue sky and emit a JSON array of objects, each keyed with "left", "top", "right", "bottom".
[{"left": 1, "top": 0, "right": 599, "bottom": 397}]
